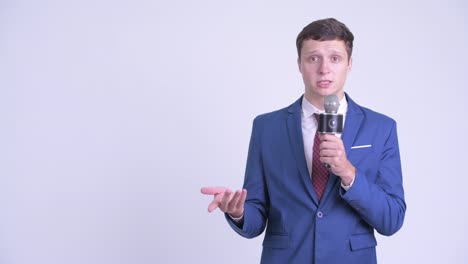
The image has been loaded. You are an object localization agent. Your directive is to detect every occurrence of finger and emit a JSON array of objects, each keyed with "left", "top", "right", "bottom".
[
  {"left": 318, "top": 133, "right": 325, "bottom": 141},
  {"left": 207, "top": 199, "right": 220, "bottom": 213},
  {"left": 321, "top": 138, "right": 345, "bottom": 150},
  {"left": 321, "top": 133, "right": 337, "bottom": 140},
  {"left": 226, "top": 190, "right": 242, "bottom": 212},
  {"left": 318, "top": 133, "right": 329, "bottom": 141},
  {"left": 322, "top": 147, "right": 346, "bottom": 158},
  {"left": 236, "top": 189, "right": 247, "bottom": 209},
  {"left": 219, "top": 189, "right": 233, "bottom": 212},
  {"left": 320, "top": 134, "right": 341, "bottom": 143},
  {"left": 319, "top": 149, "right": 335, "bottom": 158},
  {"left": 201, "top": 186, "right": 226, "bottom": 195},
  {"left": 320, "top": 156, "right": 334, "bottom": 166},
  {"left": 319, "top": 141, "right": 337, "bottom": 151},
  {"left": 321, "top": 155, "right": 343, "bottom": 167},
  {"left": 207, "top": 192, "right": 224, "bottom": 212}
]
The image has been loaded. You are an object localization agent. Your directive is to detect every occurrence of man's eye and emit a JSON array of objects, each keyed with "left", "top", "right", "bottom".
[
  {"left": 308, "top": 56, "right": 319, "bottom": 62},
  {"left": 331, "top": 56, "right": 341, "bottom": 62}
]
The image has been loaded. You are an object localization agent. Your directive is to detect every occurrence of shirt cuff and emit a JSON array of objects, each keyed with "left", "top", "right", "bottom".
[
  {"left": 229, "top": 214, "right": 244, "bottom": 223},
  {"left": 341, "top": 178, "right": 355, "bottom": 191}
]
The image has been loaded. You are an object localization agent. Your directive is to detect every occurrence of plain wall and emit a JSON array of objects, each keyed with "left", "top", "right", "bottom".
[{"left": 1, "top": 0, "right": 467, "bottom": 263}]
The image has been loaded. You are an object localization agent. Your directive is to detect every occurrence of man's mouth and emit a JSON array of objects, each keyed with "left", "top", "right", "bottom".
[{"left": 317, "top": 80, "right": 332, "bottom": 88}]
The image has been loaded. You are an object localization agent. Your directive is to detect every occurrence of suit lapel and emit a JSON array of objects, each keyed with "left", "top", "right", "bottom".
[
  {"left": 286, "top": 96, "right": 319, "bottom": 206},
  {"left": 341, "top": 94, "right": 365, "bottom": 152}
]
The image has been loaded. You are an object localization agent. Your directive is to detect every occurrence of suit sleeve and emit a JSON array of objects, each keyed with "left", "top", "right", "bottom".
[
  {"left": 225, "top": 117, "right": 269, "bottom": 238},
  {"left": 340, "top": 120, "right": 406, "bottom": 236}
]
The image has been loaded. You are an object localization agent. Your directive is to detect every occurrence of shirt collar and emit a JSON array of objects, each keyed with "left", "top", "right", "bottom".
[{"left": 302, "top": 95, "right": 348, "bottom": 117}]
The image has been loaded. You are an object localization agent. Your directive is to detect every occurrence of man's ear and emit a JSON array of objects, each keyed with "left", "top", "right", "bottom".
[
  {"left": 348, "top": 57, "right": 353, "bottom": 72},
  {"left": 297, "top": 57, "right": 302, "bottom": 73}
]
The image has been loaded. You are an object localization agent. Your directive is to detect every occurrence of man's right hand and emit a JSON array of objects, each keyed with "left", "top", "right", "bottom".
[{"left": 200, "top": 187, "right": 247, "bottom": 218}]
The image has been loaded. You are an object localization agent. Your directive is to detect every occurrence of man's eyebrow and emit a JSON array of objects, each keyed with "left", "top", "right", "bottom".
[
  {"left": 329, "top": 50, "right": 346, "bottom": 55},
  {"left": 302, "top": 49, "right": 346, "bottom": 55},
  {"left": 302, "top": 50, "right": 321, "bottom": 55}
]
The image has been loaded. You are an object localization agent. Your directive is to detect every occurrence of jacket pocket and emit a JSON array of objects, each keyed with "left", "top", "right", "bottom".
[
  {"left": 349, "top": 146, "right": 376, "bottom": 157},
  {"left": 349, "top": 233, "right": 377, "bottom": 251},
  {"left": 262, "top": 233, "right": 290, "bottom": 249}
]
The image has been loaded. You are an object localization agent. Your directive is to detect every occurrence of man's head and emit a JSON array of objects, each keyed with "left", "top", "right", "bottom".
[
  {"left": 296, "top": 18, "right": 354, "bottom": 107},
  {"left": 296, "top": 18, "right": 354, "bottom": 60}
]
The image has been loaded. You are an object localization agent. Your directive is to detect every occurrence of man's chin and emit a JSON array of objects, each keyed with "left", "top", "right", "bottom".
[{"left": 319, "top": 89, "right": 345, "bottom": 99}]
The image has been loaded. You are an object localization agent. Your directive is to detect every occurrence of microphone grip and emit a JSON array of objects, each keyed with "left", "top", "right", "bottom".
[
  {"left": 317, "top": 113, "right": 344, "bottom": 133},
  {"left": 318, "top": 113, "right": 343, "bottom": 169}
]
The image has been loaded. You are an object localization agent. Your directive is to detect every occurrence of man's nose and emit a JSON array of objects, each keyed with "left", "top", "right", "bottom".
[{"left": 318, "top": 61, "right": 330, "bottom": 74}]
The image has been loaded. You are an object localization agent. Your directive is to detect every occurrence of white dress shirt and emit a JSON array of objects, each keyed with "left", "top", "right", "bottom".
[{"left": 301, "top": 95, "right": 353, "bottom": 190}]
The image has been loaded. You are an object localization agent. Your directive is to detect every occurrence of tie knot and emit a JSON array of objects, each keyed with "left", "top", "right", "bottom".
[{"left": 313, "top": 113, "right": 319, "bottom": 122}]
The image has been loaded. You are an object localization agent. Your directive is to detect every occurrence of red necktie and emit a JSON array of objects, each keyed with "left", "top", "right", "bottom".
[{"left": 312, "top": 114, "right": 329, "bottom": 201}]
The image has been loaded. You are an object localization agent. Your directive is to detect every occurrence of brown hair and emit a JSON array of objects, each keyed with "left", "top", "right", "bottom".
[{"left": 296, "top": 18, "right": 354, "bottom": 60}]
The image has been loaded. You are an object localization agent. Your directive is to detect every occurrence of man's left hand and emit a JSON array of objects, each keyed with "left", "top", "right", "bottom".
[{"left": 318, "top": 134, "right": 355, "bottom": 185}]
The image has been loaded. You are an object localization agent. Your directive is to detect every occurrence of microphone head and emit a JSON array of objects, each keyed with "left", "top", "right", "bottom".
[{"left": 324, "top": 94, "right": 340, "bottom": 114}]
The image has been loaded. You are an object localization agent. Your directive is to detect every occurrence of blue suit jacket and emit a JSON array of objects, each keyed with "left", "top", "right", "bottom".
[{"left": 226, "top": 94, "right": 406, "bottom": 264}]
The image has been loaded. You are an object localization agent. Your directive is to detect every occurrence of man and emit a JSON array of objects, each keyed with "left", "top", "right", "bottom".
[{"left": 201, "top": 18, "right": 406, "bottom": 264}]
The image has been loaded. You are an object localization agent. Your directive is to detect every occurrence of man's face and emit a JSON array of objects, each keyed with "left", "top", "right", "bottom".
[{"left": 298, "top": 39, "right": 352, "bottom": 106}]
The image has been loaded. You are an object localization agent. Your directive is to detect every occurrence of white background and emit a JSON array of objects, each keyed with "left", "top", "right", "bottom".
[{"left": 1, "top": 0, "right": 467, "bottom": 263}]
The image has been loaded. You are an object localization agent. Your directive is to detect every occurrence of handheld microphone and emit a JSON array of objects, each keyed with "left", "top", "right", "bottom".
[
  {"left": 318, "top": 95, "right": 343, "bottom": 134},
  {"left": 318, "top": 95, "right": 344, "bottom": 169}
]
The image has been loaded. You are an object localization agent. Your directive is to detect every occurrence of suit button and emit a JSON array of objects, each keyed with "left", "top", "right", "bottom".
[{"left": 317, "top": 211, "right": 323, "bottom": 218}]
